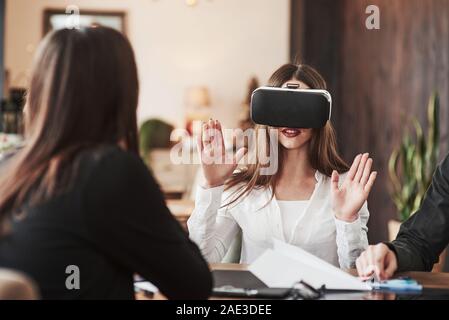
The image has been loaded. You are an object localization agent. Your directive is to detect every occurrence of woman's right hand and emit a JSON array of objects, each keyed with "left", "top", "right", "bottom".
[{"left": 197, "top": 119, "right": 247, "bottom": 188}]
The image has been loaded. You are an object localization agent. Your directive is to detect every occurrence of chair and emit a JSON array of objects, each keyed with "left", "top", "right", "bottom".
[{"left": 0, "top": 269, "right": 39, "bottom": 300}]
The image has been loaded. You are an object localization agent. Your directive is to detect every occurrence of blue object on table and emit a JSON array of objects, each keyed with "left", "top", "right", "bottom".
[{"left": 372, "top": 277, "right": 423, "bottom": 291}]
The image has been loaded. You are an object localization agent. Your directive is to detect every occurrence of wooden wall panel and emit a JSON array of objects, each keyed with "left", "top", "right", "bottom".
[
  {"left": 291, "top": 0, "right": 344, "bottom": 127},
  {"left": 292, "top": 0, "right": 449, "bottom": 243},
  {"left": 0, "top": 0, "right": 4, "bottom": 100}
]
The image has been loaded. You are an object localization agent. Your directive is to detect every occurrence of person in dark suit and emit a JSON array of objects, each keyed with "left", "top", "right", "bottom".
[{"left": 356, "top": 153, "right": 449, "bottom": 280}]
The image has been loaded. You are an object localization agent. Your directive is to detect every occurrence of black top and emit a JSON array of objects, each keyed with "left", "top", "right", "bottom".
[
  {"left": 388, "top": 152, "right": 449, "bottom": 271},
  {"left": 0, "top": 146, "right": 212, "bottom": 299}
]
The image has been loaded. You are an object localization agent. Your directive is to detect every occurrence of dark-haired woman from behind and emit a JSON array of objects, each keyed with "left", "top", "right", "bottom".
[{"left": 0, "top": 27, "right": 212, "bottom": 300}]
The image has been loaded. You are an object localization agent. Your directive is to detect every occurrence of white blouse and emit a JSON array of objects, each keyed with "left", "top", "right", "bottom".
[
  {"left": 187, "top": 171, "right": 369, "bottom": 269},
  {"left": 277, "top": 200, "right": 308, "bottom": 242}
]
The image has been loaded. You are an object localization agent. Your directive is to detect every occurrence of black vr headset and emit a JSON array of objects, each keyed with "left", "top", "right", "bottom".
[{"left": 250, "top": 86, "right": 332, "bottom": 128}]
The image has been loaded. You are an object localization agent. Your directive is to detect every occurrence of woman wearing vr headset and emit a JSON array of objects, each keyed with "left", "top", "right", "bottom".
[{"left": 188, "top": 63, "right": 377, "bottom": 269}]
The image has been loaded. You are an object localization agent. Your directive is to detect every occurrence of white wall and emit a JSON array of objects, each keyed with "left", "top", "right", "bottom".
[{"left": 5, "top": 0, "right": 290, "bottom": 128}]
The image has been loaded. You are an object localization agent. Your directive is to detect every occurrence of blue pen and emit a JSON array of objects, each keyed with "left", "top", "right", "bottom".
[{"left": 372, "top": 278, "right": 423, "bottom": 291}]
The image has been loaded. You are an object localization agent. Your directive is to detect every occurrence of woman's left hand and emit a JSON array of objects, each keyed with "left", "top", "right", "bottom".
[{"left": 330, "top": 153, "right": 377, "bottom": 222}]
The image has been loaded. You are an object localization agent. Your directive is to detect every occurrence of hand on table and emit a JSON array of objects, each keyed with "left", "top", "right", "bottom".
[{"left": 356, "top": 243, "right": 398, "bottom": 281}]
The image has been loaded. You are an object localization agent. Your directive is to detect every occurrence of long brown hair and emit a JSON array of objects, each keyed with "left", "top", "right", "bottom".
[
  {"left": 225, "top": 63, "right": 349, "bottom": 206},
  {"left": 0, "top": 27, "right": 139, "bottom": 228}
]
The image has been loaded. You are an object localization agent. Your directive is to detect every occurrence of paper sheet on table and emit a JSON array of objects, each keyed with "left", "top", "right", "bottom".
[{"left": 248, "top": 240, "right": 371, "bottom": 291}]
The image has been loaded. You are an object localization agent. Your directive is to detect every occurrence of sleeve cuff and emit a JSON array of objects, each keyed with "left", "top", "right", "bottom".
[
  {"left": 334, "top": 215, "right": 362, "bottom": 242},
  {"left": 334, "top": 215, "right": 362, "bottom": 227},
  {"left": 195, "top": 184, "right": 225, "bottom": 209},
  {"left": 383, "top": 242, "right": 399, "bottom": 258}
]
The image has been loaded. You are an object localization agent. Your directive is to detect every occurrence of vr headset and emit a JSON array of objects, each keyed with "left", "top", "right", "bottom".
[{"left": 250, "top": 86, "right": 332, "bottom": 128}]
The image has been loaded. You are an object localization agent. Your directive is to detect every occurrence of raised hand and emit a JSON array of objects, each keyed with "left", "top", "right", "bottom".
[
  {"left": 197, "top": 119, "right": 246, "bottom": 188},
  {"left": 331, "top": 153, "right": 377, "bottom": 222}
]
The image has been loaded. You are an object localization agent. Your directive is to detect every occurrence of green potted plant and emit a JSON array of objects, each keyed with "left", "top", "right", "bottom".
[
  {"left": 139, "top": 118, "right": 174, "bottom": 161},
  {"left": 388, "top": 92, "right": 445, "bottom": 271}
]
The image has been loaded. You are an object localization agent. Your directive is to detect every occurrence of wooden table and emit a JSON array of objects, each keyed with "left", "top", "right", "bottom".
[{"left": 136, "top": 263, "right": 449, "bottom": 300}]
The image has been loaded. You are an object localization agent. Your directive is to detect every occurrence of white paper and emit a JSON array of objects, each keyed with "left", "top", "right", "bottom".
[
  {"left": 248, "top": 240, "right": 371, "bottom": 291},
  {"left": 273, "top": 239, "right": 365, "bottom": 282}
]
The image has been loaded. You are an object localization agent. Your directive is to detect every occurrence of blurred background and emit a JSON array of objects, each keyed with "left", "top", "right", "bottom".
[{"left": 0, "top": 0, "right": 448, "bottom": 268}]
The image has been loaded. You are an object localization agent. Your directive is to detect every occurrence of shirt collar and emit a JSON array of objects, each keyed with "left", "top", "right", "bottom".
[
  {"left": 265, "top": 170, "right": 325, "bottom": 201},
  {"left": 314, "top": 170, "right": 325, "bottom": 183}
]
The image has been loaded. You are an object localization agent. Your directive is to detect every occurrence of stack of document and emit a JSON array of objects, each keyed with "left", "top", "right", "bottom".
[{"left": 248, "top": 239, "right": 372, "bottom": 291}]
